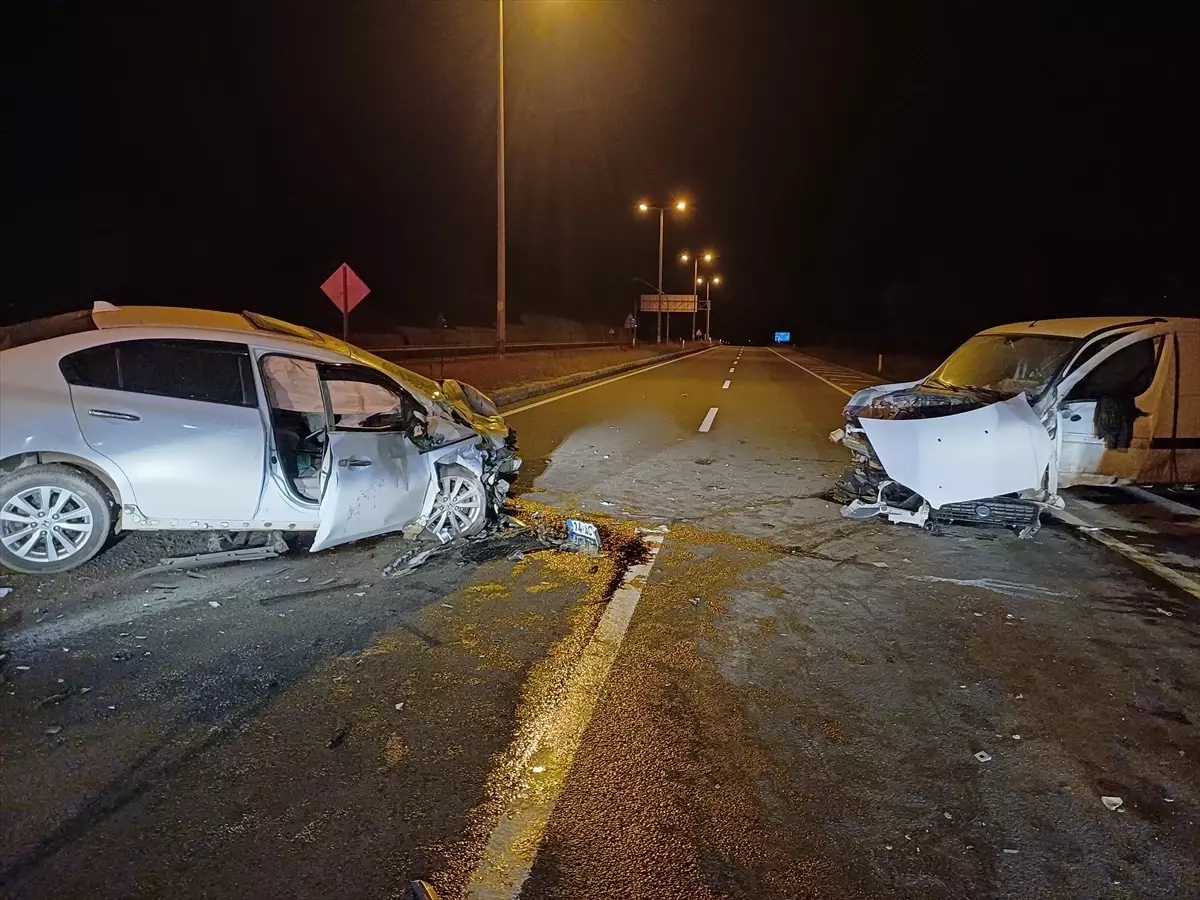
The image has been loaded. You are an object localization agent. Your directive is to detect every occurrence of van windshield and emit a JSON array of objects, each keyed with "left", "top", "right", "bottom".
[{"left": 929, "top": 334, "right": 1080, "bottom": 400}]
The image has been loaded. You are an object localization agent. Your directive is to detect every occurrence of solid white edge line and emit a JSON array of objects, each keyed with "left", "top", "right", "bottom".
[
  {"left": 1047, "top": 508, "right": 1200, "bottom": 601},
  {"left": 722, "top": 380, "right": 731, "bottom": 389},
  {"left": 767, "top": 347, "right": 853, "bottom": 397},
  {"left": 699, "top": 407, "right": 719, "bottom": 432},
  {"left": 501, "top": 346, "right": 718, "bottom": 416},
  {"left": 464, "top": 528, "right": 670, "bottom": 899}
]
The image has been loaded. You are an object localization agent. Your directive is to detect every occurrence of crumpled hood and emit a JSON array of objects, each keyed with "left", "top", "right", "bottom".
[
  {"left": 845, "top": 380, "right": 1002, "bottom": 423},
  {"left": 857, "top": 393, "right": 1053, "bottom": 508}
]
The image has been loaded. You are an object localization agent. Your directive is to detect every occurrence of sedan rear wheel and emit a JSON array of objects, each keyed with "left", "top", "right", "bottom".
[
  {"left": 0, "top": 465, "right": 113, "bottom": 574},
  {"left": 426, "top": 465, "right": 487, "bottom": 539}
]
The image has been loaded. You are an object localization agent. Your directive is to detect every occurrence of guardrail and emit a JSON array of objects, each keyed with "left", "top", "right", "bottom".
[{"left": 369, "top": 340, "right": 621, "bottom": 360}]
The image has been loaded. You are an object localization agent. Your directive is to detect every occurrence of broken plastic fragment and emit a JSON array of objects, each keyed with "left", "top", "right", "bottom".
[
  {"left": 208, "top": 601, "right": 221, "bottom": 608},
  {"left": 1101, "top": 796, "right": 1123, "bottom": 811},
  {"left": 974, "top": 751, "right": 992, "bottom": 762}
]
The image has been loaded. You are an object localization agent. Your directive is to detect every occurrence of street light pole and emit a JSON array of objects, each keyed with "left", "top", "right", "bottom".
[
  {"left": 706, "top": 275, "right": 720, "bottom": 339},
  {"left": 656, "top": 206, "right": 664, "bottom": 343},
  {"left": 691, "top": 257, "right": 699, "bottom": 338},
  {"left": 496, "top": 0, "right": 507, "bottom": 355},
  {"left": 638, "top": 200, "right": 686, "bottom": 344}
]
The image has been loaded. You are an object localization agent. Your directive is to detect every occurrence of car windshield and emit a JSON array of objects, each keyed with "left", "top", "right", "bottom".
[{"left": 929, "top": 334, "right": 1080, "bottom": 399}]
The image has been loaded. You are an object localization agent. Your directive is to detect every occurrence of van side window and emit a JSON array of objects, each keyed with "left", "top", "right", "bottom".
[
  {"left": 1068, "top": 338, "right": 1161, "bottom": 401},
  {"left": 60, "top": 340, "right": 256, "bottom": 407},
  {"left": 1067, "top": 337, "right": 1163, "bottom": 450}
]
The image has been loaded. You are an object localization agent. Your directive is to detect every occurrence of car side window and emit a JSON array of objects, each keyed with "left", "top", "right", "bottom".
[
  {"left": 60, "top": 339, "right": 257, "bottom": 407},
  {"left": 60, "top": 345, "right": 120, "bottom": 390},
  {"left": 318, "top": 365, "right": 413, "bottom": 430}
]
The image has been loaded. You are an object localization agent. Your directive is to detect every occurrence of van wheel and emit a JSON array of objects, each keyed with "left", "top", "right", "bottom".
[
  {"left": 0, "top": 465, "right": 114, "bottom": 575},
  {"left": 426, "top": 465, "right": 487, "bottom": 540}
]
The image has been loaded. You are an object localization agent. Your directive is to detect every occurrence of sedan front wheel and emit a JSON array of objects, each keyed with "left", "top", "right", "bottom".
[
  {"left": 426, "top": 465, "right": 487, "bottom": 540},
  {"left": 0, "top": 465, "right": 114, "bottom": 574}
]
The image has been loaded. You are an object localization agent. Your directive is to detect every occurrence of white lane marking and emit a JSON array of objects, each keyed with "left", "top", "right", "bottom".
[
  {"left": 722, "top": 380, "right": 731, "bottom": 389},
  {"left": 699, "top": 407, "right": 719, "bottom": 432},
  {"left": 904, "top": 574, "right": 1069, "bottom": 600},
  {"left": 464, "top": 528, "right": 669, "bottom": 899},
  {"left": 728, "top": 367, "right": 735, "bottom": 373},
  {"left": 502, "top": 346, "right": 717, "bottom": 416},
  {"left": 1047, "top": 508, "right": 1200, "bottom": 601},
  {"left": 767, "top": 347, "right": 853, "bottom": 397}
]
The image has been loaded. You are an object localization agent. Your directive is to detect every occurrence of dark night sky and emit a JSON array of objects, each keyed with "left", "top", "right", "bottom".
[{"left": 5, "top": 1, "right": 1199, "bottom": 351}]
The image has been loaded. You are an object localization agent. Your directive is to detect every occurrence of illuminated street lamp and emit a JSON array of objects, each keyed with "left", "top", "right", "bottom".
[
  {"left": 704, "top": 275, "right": 721, "bottom": 339},
  {"left": 680, "top": 251, "right": 715, "bottom": 341},
  {"left": 636, "top": 199, "right": 689, "bottom": 342}
]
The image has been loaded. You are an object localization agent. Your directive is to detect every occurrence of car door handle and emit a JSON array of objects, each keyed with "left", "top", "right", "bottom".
[
  {"left": 88, "top": 409, "right": 141, "bottom": 422},
  {"left": 339, "top": 458, "right": 372, "bottom": 468}
]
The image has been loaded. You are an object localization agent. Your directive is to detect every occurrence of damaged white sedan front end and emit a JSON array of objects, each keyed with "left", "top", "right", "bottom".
[{"left": 832, "top": 317, "right": 1196, "bottom": 534}]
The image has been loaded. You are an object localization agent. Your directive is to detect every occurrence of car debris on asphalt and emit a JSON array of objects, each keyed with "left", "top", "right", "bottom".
[
  {"left": 974, "top": 751, "right": 992, "bottom": 762},
  {"left": 1101, "top": 796, "right": 1124, "bottom": 811}
]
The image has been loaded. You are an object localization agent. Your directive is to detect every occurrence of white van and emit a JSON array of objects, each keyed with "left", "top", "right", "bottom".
[{"left": 833, "top": 317, "right": 1200, "bottom": 529}]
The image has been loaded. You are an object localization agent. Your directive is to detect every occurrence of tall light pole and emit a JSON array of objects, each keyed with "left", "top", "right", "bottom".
[
  {"left": 637, "top": 200, "right": 687, "bottom": 342},
  {"left": 705, "top": 275, "right": 721, "bottom": 339},
  {"left": 680, "top": 250, "right": 713, "bottom": 341},
  {"left": 496, "top": 0, "right": 507, "bottom": 355}
]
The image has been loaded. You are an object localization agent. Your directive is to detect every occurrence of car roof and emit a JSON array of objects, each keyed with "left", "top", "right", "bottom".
[
  {"left": 979, "top": 316, "right": 1198, "bottom": 339},
  {"left": 91, "top": 303, "right": 303, "bottom": 338},
  {"left": 0, "top": 303, "right": 445, "bottom": 400}
]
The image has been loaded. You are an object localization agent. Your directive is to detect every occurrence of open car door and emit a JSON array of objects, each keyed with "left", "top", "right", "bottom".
[
  {"left": 1051, "top": 322, "right": 1173, "bottom": 485},
  {"left": 310, "top": 363, "right": 434, "bottom": 552}
]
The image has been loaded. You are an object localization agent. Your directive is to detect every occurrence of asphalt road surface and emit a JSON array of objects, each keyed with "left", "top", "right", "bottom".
[{"left": 2, "top": 346, "right": 1198, "bottom": 900}]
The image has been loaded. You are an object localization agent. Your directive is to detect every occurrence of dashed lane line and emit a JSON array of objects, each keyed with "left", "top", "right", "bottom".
[
  {"left": 722, "top": 380, "right": 731, "bottom": 389},
  {"left": 464, "top": 527, "right": 670, "bottom": 899},
  {"left": 699, "top": 407, "right": 719, "bottom": 432},
  {"left": 728, "top": 367, "right": 735, "bottom": 373}
]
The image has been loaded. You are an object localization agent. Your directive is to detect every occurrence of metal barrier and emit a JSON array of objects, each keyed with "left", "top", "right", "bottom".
[{"left": 369, "top": 340, "right": 618, "bottom": 361}]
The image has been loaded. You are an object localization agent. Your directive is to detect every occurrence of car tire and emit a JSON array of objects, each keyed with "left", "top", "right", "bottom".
[
  {"left": 426, "top": 464, "right": 488, "bottom": 540},
  {"left": 0, "top": 465, "right": 114, "bottom": 575}
]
